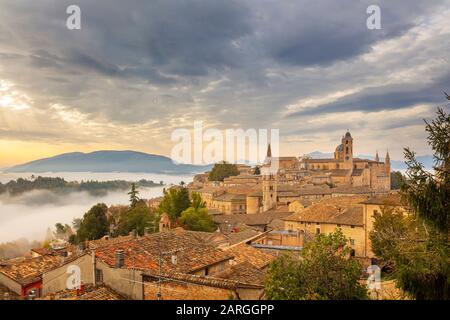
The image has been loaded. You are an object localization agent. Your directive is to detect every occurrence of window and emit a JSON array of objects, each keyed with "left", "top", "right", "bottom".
[
  {"left": 337, "top": 224, "right": 341, "bottom": 227},
  {"left": 316, "top": 228, "right": 320, "bottom": 235},
  {"left": 351, "top": 225, "right": 355, "bottom": 229},
  {"left": 349, "top": 238, "right": 355, "bottom": 245},
  {"left": 95, "top": 269, "right": 103, "bottom": 283}
]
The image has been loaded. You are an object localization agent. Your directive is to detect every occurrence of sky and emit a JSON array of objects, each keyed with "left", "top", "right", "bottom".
[{"left": 0, "top": 0, "right": 449, "bottom": 168}]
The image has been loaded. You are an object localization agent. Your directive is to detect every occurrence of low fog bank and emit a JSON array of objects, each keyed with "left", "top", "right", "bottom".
[{"left": 0, "top": 186, "right": 166, "bottom": 243}]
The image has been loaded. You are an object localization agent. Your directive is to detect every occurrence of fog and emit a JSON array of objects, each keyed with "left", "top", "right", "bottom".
[{"left": 0, "top": 172, "right": 194, "bottom": 243}]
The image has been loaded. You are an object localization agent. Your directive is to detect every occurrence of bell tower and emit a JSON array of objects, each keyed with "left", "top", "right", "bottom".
[
  {"left": 262, "top": 156, "right": 277, "bottom": 212},
  {"left": 341, "top": 131, "right": 353, "bottom": 170}
]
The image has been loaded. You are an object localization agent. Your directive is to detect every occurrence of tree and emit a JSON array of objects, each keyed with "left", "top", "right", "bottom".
[
  {"left": 403, "top": 107, "right": 449, "bottom": 233},
  {"left": 370, "top": 105, "right": 450, "bottom": 300},
  {"left": 179, "top": 193, "right": 215, "bottom": 232},
  {"left": 158, "top": 187, "right": 191, "bottom": 220},
  {"left": 390, "top": 171, "right": 407, "bottom": 190},
  {"left": 179, "top": 207, "right": 216, "bottom": 232},
  {"left": 75, "top": 203, "right": 109, "bottom": 243},
  {"left": 116, "top": 203, "right": 157, "bottom": 236},
  {"left": 254, "top": 166, "right": 261, "bottom": 175},
  {"left": 369, "top": 205, "right": 449, "bottom": 299},
  {"left": 265, "top": 229, "right": 368, "bottom": 300},
  {"left": 208, "top": 161, "right": 239, "bottom": 182},
  {"left": 128, "top": 183, "right": 140, "bottom": 208}
]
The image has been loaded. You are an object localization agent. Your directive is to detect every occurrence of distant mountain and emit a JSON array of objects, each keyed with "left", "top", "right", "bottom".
[
  {"left": 307, "top": 151, "right": 433, "bottom": 171},
  {"left": 4, "top": 151, "right": 212, "bottom": 174}
]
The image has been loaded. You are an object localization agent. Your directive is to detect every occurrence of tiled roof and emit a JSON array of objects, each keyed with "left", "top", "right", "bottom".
[
  {"left": 223, "top": 243, "right": 276, "bottom": 269},
  {"left": 361, "top": 193, "right": 404, "bottom": 206},
  {"left": 0, "top": 284, "right": 19, "bottom": 300},
  {"left": 40, "top": 285, "right": 126, "bottom": 300},
  {"left": 94, "top": 230, "right": 233, "bottom": 274},
  {"left": 226, "top": 229, "right": 261, "bottom": 245},
  {"left": 283, "top": 196, "right": 368, "bottom": 226},
  {"left": 88, "top": 234, "right": 134, "bottom": 250},
  {"left": 0, "top": 255, "right": 63, "bottom": 285},
  {"left": 331, "top": 186, "right": 378, "bottom": 194},
  {"left": 213, "top": 211, "right": 292, "bottom": 227},
  {"left": 216, "top": 261, "right": 266, "bottom": 286},
  {"left": 143, "top": 271, "right": 263, "bottom": 290}
]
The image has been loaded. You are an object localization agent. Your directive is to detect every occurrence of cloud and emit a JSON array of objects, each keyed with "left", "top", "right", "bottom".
[{"left": 0, "top": 0, "right": 449, "bottom": 164}]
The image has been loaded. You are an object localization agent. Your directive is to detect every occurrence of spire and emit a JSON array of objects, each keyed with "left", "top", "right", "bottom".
[
  {"left": 385, "top": 149, "right": 390, "bottom": 163},
  {"left": 266, "top": 143, "right": 272, "bottom": 158},
  {"left": 375, "top": 151, "right": 379, "bottom": 162}
]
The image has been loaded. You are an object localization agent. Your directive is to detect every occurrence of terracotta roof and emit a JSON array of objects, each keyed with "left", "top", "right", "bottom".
[
  {"left": 216, "top": 261, "right": 266, "bottom": 286},
  {"left": 41, "top": 285, "right": 126, "bottom": 300},
  {"left": 361, "top": 193, "right": 404, "bottom": 206},
  {"left": 223, "top": 243, "right": 276, "bottom": 269},
  {"left": 306, "top": 158, "right": 339, "bottom": 163},
  {"left": 214, "top": 193, "right": 247, "bottom": 202},
  {"left": 226, "top": 229, "right": 261, "bottom": 245},
  {"left": 213, "top": 212, "right": 292, "bottom": 227},
  {"left": 331, "top": 186, "right": 378, "bottom": 194},
  {"left": 143, "top": 271, "right": 263, "bottom": 290},
  {"left": 88, "top": 234, "right": 134, "bottom": 250},
  {"left": 284, "top": 196, "right": 368, "bottom": 226},
  {"left": 94, "top": 230, "right": 233, "bottom": 274},
  {"left": 0, "top": 255, "right": 64, "bottom": 285}
]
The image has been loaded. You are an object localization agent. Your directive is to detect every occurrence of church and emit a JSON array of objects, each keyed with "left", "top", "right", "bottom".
[{"left": 261, "top": 131, "right": 391, "bottom": 212}]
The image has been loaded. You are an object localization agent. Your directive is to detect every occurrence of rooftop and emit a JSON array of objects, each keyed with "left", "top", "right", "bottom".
[
  {"left": 94, "top": 229, "right": 233, "bottom": 274},
  {"left": 223, "top": 243, "right": 276, "bottom": 269},
  {"left": 283, "top": 196, "right": 368, "bottom": 226},
  {"left": 361, "top": 193, "right": 404, "bottom": 206},
  {"left": 0, "top": 255, "right": 64, "bottom": 285}
]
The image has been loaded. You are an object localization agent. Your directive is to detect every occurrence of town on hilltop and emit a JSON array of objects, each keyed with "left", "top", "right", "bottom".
[{"left": 0, "top": 131, "right": 407, "bottom": 301}]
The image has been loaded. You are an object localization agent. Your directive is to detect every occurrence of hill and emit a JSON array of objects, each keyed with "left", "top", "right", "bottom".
[{"left": 5, "top": 150, "right": 211, "bottom": 174}]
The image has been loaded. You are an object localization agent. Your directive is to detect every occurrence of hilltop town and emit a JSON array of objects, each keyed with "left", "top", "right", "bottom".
[{"left": 0, "top": 131, "right": 408, "bottom": 300}]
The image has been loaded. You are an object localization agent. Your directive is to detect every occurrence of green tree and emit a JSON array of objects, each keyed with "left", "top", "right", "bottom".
[
  {"left": 208, "top": 161, "right": 239, "bottom": 182},
  {"left": 76, "top": 203, "right": 109, "bottom": 243},
  {"left": 370, "top": 106, "right": 450, "bottom": 299},
  {"left": 179, "top": 207, "right": 216, "bottom": 232},
  {"left": 265, "top": 229, "right": 368, "bottom": 300},
  {"left": 158, "top": 187, "right": 191, "bottom": 220},
  {"left": 179, "top": 193, "right": 215, "bottom": 232},
  {"left": 116, "top": 204, "right": 157, "bottom": 236},
  {"left": 390, "top": 171, "right": 407, "bottom": 190},
  {"left": 403, "top": 107, "right": 449, "bottom": 233},
  {"left": 128, "top": 183, "right": 140, "bottom": 208}
]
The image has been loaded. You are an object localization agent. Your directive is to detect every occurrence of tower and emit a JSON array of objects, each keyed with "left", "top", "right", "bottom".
[
  {"left": 159, "top": 212, "right": 171, "bottom": 232},
  {"left": 375, "top": 151, "right": 379, "bottom": 162},
  {"left": 262, "top": 166, "right": 277, "bottom": 212},
  {"left": 385, "top": 150, "right": 391, "bottom": 174},
  {"left": 341, "top": 131, "right": 354, "bottom": 170},
  {"left": 385, "top": 150, "right": 391, "bottom": 190}
]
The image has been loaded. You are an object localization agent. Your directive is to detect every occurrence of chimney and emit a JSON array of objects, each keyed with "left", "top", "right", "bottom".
[{"left": 115, "top": 250, "right": 125, "bottom": 268}]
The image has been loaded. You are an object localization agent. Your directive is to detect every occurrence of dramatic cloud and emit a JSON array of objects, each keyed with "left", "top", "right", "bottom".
[{"left": 0, "top": 0, "right": 449, "bottom": 165}]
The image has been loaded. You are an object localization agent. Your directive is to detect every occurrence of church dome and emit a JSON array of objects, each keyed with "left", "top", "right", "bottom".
[{"left": 345, "top": 131, "right": 352, "bottom": 139}]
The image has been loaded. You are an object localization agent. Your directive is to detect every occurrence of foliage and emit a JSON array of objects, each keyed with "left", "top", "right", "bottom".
[
  {"left": 254, "top": 166, "right": 261, "bottom": 175},
  {"left": 191, "top": 192, "right": 206, "bottom": 210},
  {"left": 179, "top": 207, "right": 216, "bottom": 232},
  {"left": 0, "top": 176, "right": 161, "bottom": 197},
  {"left": 54, "top": 223, "right": 73, "bottom": 240},
  {"left": 265, "top": 229, "right": 368, "bottom": 300},
  {"left": 158, "top": 187, "right": 191, "bottom": 220},
  {"left": 116, "top": 203, "right": 157, "bottom": 236},
  {"left": 370, "top": 105, "right": 450, "bottom": 300},
  {"left": 75, "top": 203, "right": 109, "bottom": 243},
  {"left": 390, "top": 171, "right": 407, "bottom": 190},
  {"left": 128, "top": 183, "right": 140, "bottom": 208},
  {"left": 402, "top": 107, "right": 449, "bottom": 233},
  {"left": 370, "top": 205, "right": 449, "bottom": 299},
  {"left": 208, "top": 161, "right": 239, "bottom": 182}
]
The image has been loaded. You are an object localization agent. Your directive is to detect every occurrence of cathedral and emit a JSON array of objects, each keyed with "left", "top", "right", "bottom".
[{"left": 261, "top": 131, "right": 391, "bottom": 211}]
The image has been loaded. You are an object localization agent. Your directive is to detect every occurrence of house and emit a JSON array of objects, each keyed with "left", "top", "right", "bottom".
[
  {"left": 0, "top": 255, "right": 66, "bottom": 299},
  {"left": 41, "top": 229, "right": 240, "bottom": 300}
]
